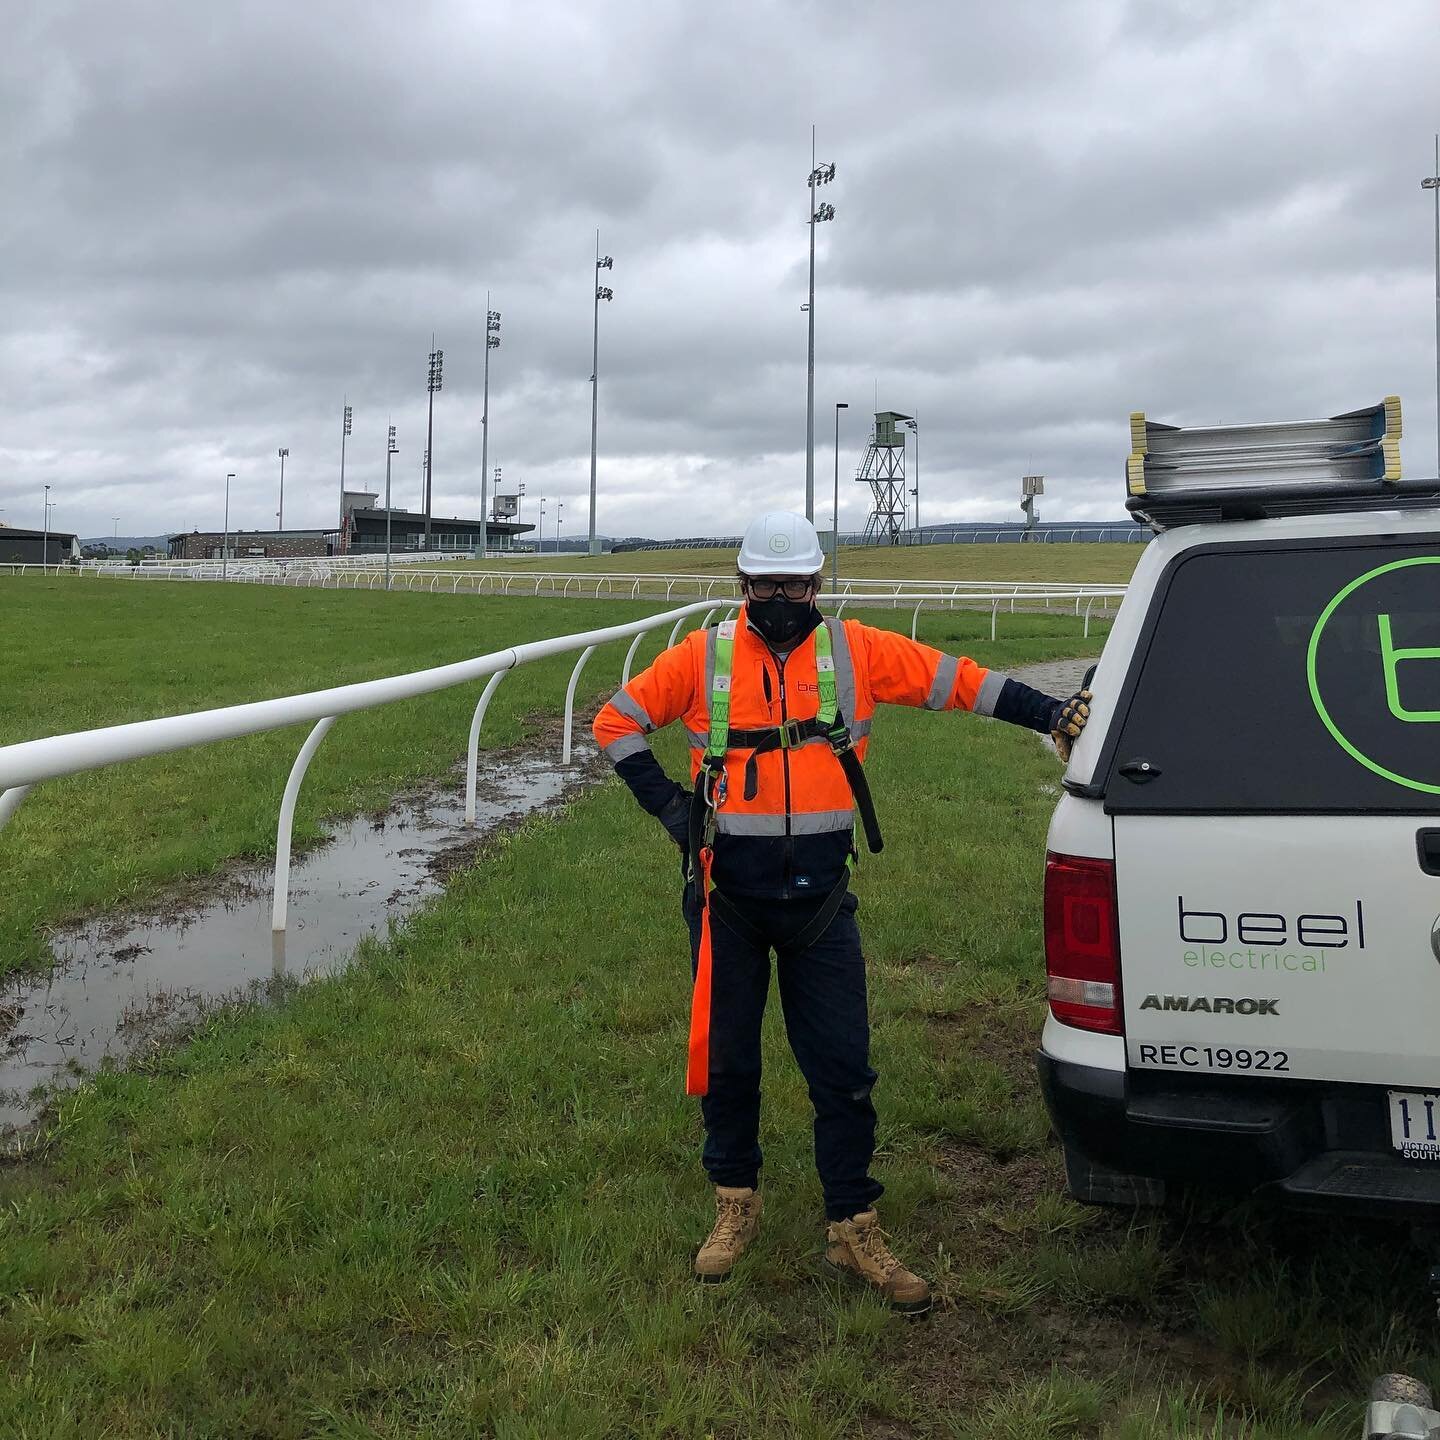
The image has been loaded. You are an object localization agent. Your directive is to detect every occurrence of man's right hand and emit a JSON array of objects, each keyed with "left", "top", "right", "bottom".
[{"left": 658, "top": 789, "right": 691, "bottom": 848}]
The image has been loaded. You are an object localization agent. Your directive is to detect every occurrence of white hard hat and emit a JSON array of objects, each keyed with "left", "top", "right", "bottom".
[{"left": 736, "top": 511, "right": 825, "bottom": 577}]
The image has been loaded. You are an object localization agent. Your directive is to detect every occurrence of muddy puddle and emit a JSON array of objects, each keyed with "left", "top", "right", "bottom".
[{"left": 0, "top": 742, "right": 603, "bottom": 1130}]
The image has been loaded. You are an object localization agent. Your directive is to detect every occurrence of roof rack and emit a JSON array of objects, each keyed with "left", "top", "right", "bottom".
[{"left": 1124, "top": 397, "right": 1440, "bottom": 527}]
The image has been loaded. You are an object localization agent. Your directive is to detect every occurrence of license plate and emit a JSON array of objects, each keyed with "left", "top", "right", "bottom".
[{"left": 1388, "top": 1091, "right": 1440, "bottom": 1161}]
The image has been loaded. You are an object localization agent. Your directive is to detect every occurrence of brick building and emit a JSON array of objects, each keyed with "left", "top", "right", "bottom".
[{"left": 167, "top": 529, "right": 334, "bottom": 560}]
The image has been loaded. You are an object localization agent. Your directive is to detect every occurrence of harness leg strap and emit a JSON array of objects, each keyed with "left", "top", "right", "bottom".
[{"left": 708, "top": 876, "right": 851, "bottom": 960}]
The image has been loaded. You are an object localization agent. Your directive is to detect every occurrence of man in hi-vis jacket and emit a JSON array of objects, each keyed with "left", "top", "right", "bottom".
[{"left": 594, "top": 512, "right": 1090, "bottom": 1314}]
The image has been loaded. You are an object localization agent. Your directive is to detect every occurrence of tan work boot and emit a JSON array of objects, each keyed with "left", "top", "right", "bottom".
[
  {"left": 825, "top": 1209, "right": 932, "bottom": 1315},
  {"left": 694, "top": 1185, "right": 762, "bottom": 1283}
]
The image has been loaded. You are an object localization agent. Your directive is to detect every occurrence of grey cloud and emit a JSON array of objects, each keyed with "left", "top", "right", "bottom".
[{"left": 2, "top": 0, "right": 1437, "bottom": 545}]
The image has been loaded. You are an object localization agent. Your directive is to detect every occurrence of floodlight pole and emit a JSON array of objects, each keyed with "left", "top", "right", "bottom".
[
  {"left": 424, "top": 340, "right": 443, "bottom": 551},
  {"left": 481, "top": 298, "right": 500, "bottom": 558},
  {"left": 832, "top": 402, "right": 848, "bottom": 595},
  {"left": 223, "top": 473, "right": 234, "bottom": 579},
  {"left": 1425, "top": 135, "right": 1440, "bottom": 479},
  {"left": 42, "top": 484, "right": 50, "bottom": 571},
  {"left": 385, "top": 424, "right": 397, "bottom": 591},
  {"left": 804, "top": 137, "right": 836, "bottom": 522},
  {"left": 339, "top": 402, "right": 352, "bottom": 550},
  {"left": 590, "top": 235, "right": 614, "bottom": 557},
  {"left": 905, "top": 417, "right": 920, "bottom": 538},
  {"left": 277, "top": 447, "right": 288, "bottom": 531}
]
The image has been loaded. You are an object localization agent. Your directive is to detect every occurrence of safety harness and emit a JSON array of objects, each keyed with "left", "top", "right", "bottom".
[{"left": 684, "top": 617, "right": 883, "bottom": 1095}]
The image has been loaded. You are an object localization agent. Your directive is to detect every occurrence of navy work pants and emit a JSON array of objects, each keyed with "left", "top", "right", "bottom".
[{"left": 682, "top": 884, "right": 883, "bottom": 1222}]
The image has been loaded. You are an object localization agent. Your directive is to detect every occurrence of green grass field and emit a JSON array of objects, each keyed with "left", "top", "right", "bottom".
[
  {"left": 421, "top": 542, "right": 1145, "bottom": 586},
  {"left": 0, "top": 577, "right": 1432, "bottom": 1437},
  {"left": 0, "top": 578, "right": 672, "bottom": 975}
]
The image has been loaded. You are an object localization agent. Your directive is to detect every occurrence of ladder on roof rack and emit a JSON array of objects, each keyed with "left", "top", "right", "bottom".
[{"left": 1124, "top": 396, "right": 1440, "bottom": 527}]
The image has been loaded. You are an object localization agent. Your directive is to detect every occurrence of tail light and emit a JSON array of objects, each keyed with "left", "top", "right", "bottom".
[{"left": 1044, "top": 852, "right": 1122, "bottom": 1034}]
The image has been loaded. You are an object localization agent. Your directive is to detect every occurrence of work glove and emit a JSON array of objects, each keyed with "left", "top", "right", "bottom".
[
  {"left": 1050, "top": 689, "right": 1092, "bottom": 763},
  {"left": 658, "top": 788, "right": 692, "bottom": 848}
]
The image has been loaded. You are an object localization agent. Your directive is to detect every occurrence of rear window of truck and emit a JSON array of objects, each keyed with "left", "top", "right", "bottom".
[{"left": 1104, "top": 538, "right": 1440, "bottom": 814}]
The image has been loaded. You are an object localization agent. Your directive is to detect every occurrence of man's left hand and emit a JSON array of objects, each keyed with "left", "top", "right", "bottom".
[{"left": 1050, "top": 689, "right": 1092, "bottom": 763}]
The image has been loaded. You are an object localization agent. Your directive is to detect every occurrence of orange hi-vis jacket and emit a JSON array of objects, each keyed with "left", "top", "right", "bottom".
[{"left": 594, "top": 607, "right": 1043, "bottom": 901}]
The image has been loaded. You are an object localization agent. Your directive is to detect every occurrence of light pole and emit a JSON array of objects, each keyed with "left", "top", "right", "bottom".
[
  {"left": 424, "top": 342, "right": 443, "bottom": 551},
  {"left": 538, "top": 497, "right": 547, "bottom": 555},
  {"left": 804, "top": 136, "right": 836, "bottom": 521},
  {"left": 1424, "top": 135, "right": 1440, "bottom": 478},
  {"left": 557, "top": 499, "right": 565, "bottom": 554},
  {"left": 223, "top": 473, "right": 234, "bottom": 579},
  {"left": 590, "top": 236, "right": 614, "bottom": 557},
  {"left": 42, "top": 483, "right": 51, "bottom": 570},
  {"left": 480, "top": 300, "right": 500, "bottom": 558},
  {"left": 831, "top": 402, "right": 848, "bottom": 596},
  {"left": 276, "top": 447, "right": 288, "bottom": 531},
  {"left": 339, "top": 403, "right": 352, "bottom": 548},
  {"left": 516, "top": 478, "right": 526, "bottom": 532},
  {"left": 904, "top": 417, "right": 920, "bottom": 539},
  {"left": 385, "top": 424, "right": 397, "bottom": 591}
]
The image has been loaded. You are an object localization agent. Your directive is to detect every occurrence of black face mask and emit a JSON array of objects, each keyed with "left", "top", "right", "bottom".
[{"left": 747, "top": 595, "right": 816, "bottom": 649}]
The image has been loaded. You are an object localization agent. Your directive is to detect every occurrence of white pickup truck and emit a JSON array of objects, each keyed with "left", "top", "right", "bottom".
[{"left": 1039, "top": 403, "right": 1440, "bottom": 1217}]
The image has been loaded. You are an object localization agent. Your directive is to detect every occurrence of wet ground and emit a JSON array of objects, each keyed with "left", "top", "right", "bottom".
[
  {"left": 0, "top": 742, "right": 604, "bottom": 1130},
  {"left": 1011, "top": 656, "right": 1095, "bottom": 697}
]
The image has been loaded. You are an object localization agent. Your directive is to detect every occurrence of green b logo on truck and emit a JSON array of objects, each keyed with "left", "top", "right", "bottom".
[
  {"left": 1308, "top": 555, "right": 1440, "bottom": 795},
  {"left": 1377, "top": 613, "right": 1440, "bottom": 723}
]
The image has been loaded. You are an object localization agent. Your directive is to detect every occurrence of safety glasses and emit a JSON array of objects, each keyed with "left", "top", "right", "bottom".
[{"left": 746, "top": 578, "right": 815, "bottom": 601}]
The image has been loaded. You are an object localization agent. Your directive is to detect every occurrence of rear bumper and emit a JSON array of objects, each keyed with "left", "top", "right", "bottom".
[{"left": 1037, "top": 1041, "right": 1440, "bottom": 1218}]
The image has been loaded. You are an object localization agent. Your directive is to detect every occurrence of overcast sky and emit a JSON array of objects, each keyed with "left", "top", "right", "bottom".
[{"left": 3, "top": 0, "right": 1438, "bottom": 542}]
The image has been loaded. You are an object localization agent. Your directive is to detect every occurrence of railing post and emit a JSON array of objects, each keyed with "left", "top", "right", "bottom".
[
  {"left": 911, "top": 599, "right": 924, "bottom": 642},
  {"left": 1083, "top": 595, "right": 1097, "bottom": 638},
  {"left": 0, "top": 785, "right": 33, "bottom": 834},
  {"left": 622, "top": 630, "right": 649, "bottom": 685},
  {"left": 465, "top": 671, "right": 509, "bottom": 824},
  {"left": 991, "top": 598, "right": 1000, "bottom": 641},
  {"left": 271, "top": 716, "right": 337, "bottom": 938},
  {"left": 562, "top": 645, "right": 598, "bottom": 765}
]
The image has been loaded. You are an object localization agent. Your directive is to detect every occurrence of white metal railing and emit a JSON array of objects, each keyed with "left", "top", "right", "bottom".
[
  {"left": 0, "top": 599, "right": 719, "bottom": 952},
  {"left": 0, "top": 589, "right": 1116, "bottom": 957},
  {"left": 5, "top": 561, "right": 1128, "bottom": 608}
]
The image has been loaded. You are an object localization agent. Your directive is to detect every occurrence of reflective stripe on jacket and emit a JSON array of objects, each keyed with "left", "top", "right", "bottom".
[{"left": 594, "top": 607, "right": 1009, "bottom": 898}]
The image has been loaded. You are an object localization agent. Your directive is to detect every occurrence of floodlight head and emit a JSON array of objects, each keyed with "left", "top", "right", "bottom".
[
  {"left": 1424, "top": 176, "right": 1440, "bottom": 189},
  {"left": 488, "top": 334, "right": 500, "bottom": 349},
  {"left": 598, "top": 255, "right": 613, "bottom": 270},
  {"left": 596, "top": 285, "right": 613, "bottom": 300},
  {"left": 837, "top": 402, "right": 849, "bottom": 410},
  {"left": 814, "top": 202, "right": 835, "bottom": 222},
  {"left": 278, "top": 447, "right": 288, "bottom": 459}
]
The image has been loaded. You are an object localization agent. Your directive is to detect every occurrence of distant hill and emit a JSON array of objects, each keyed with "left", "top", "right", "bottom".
[{"left": 80, "top": 536, "right": 169, "bottom": 551}]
